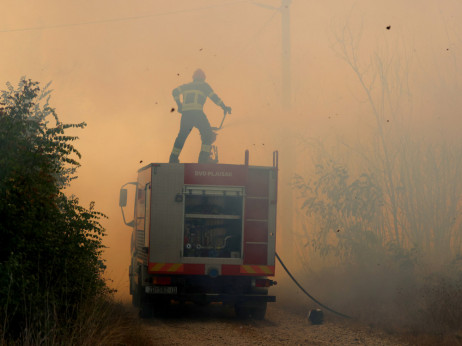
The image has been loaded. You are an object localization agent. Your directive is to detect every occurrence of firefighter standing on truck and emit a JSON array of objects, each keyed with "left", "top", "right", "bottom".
[{"left": 169, "top": 69, "right": 232, "bottom": 164}]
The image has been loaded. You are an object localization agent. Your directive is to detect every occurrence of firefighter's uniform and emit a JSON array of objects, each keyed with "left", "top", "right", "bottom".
[{"left": 169, "top": 70, "right": 231, "bottom": 164}]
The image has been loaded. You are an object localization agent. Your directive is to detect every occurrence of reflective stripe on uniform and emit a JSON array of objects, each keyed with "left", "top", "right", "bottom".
[
  {"left": 200, "top": 144, "right": 212, "bottom": 153},
  {"left": 182, "top": 104, "right": 203, "bottom": 111},
  {"left": 182, "top": 89, "right": 208, "bottom": 111}
]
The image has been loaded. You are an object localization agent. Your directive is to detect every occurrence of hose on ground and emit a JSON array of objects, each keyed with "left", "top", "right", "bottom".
[{"left": 275, "top": 252, "right": 352, "bottom": 319}]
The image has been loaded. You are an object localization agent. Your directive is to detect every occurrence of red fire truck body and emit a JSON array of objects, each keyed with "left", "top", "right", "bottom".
[{"left": 120, "top": 152, "right": 278, "bottom": 319}]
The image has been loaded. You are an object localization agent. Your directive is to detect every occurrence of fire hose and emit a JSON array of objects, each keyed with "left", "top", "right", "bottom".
[{"left": 275, "top": 252, "right": 352, "bottom": 319}]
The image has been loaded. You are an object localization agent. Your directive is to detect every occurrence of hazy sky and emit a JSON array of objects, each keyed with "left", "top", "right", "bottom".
[{"left": 2, "top": 0, "right": 461, "bottom": 297}]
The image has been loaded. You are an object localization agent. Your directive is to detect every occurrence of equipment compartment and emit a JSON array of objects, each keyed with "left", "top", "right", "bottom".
[{"left": 183, "top": 186, "right": 244, "bottom": 258}]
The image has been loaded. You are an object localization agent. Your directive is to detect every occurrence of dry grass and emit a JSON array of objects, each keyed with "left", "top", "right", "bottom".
[
  {"left": 64, "top": 299, "right": 151, "bottom": 346},
  {"left": 1, "top": 298, "right": 151, "bottom": 346},
  {"left": 278, "top": 259, "right": 462, "bottom": 345}
]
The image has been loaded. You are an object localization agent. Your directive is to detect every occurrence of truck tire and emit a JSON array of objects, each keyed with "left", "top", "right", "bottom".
[
  {"left": 234, "top": 301, "right": 267, "bottom": 320},
  {"left": 132, "top": 286, "right": 140, "bottom": 308},
  {"left": 152, "top": 298, "right": 170, "bottom": 317},
  {"left": 234, "top": 303, "right": 251, "bottom": 319},
  {"left": 252, "top": 302, "right": 267, "bottom": 320},
  {"left": 244, "top": 287, "right": 269, "bottom": 320},
  {"left": 139, "top": 303, "right": 153, "bottom": 319},
  {"left": 139, "top": 292, "right": 154, "bottom": 319},
  {"left": 137, "top": 278, "right": 153, "bottom": 318},
  {"left": 132, "top": 275, "right": 141, "bottom": 308}
]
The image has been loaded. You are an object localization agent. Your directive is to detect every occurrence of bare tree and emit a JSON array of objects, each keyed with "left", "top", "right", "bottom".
[{"left": 293, "top": 19, "right": 462, "bottom": 264}]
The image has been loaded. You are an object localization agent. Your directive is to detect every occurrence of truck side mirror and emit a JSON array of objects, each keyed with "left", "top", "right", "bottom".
[
  {"left": 119, "top": 182, "right": 137, "bottom": 228},
  {"left": 119, "top": 188, "right": 128, "bottom": 207}
]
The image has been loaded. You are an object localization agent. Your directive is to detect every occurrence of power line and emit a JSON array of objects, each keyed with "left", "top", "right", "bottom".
[{"left": 0, "top": 1, "right": 249, "bottom": 34}]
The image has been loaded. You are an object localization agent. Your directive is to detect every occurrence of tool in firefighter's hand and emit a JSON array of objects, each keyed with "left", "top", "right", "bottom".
[
  {"left": 212, "top": 107, "right": 231, "bottom": 131},
  {"left": 209, "top": 145, "right": 219, "bottom": 164},
  {"left": 208, "top": 107, "right": 231, "bottom": 163}
]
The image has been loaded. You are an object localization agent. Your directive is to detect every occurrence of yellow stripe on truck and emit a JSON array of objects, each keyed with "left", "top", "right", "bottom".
[
  {"left": 149, "top": 263, "right": 184, "bottom": 273},
  {"left": 241, "top": 265, "right": 256, "bottom": 274},
  {"left": 152, "top": 263, "right": 165, "bottom": 271},
  {"left": 261, "top": 266, "right": 272, "bottom": 274},
  {"left": 168, "top": 263, "right": 183, "bottom": 272},
  {"left": 240, "top": 265, "right": 274, "bottom": 275}
]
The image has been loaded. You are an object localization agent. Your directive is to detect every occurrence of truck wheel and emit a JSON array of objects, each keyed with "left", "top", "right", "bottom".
[
  {"left": 235, "top": 303, "right": 251, "bottom": 319},
  {"left": 137, "top": 279, "right": 153, "bottom": 318},
  {"left": 235, "top": 302, "right": 267, "bottom": 320},
  {"left": 152, "top": 298, "right": 170, "bottom": 317},
  {"left": 139, "top": 303, "right": 153, "bottom": 319},
  {"left": 251, "top": 302, "right": 267, "bottom": 320},
  {"left": 132, "top": 290, "right": 139, "bottom": 308},
  {"left": 132, "top": 281, "right": 140, "bottom": 308}
]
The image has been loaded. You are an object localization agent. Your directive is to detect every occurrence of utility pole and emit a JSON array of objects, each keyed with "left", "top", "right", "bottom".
[
  {"left": 281, "top": 0, "right": 292, "bottom": 109},
  {"left": 252, "top": 0, "right": 292, "bottom": 108},
  {"left": 252, "top": 0, "right": 295, "bottom": 266}
]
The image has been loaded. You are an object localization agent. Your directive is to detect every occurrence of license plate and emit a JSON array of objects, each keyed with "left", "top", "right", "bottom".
[{"left": 146, "top": 286, "right": 177, "bottom": 294}]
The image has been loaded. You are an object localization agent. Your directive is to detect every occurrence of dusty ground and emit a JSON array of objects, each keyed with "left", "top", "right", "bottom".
[{"left": 138, "top": 303, "right": 408, "bottom": 345}]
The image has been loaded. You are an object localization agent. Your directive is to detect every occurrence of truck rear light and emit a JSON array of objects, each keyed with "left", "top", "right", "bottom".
[
  {"left": 153, "top": 276, "right": 172, "bottom": 285},
  {"left": 255, "top": 279, "right": 270, "bottom": 287},
  {"left": 255, "top": 279, "right": 277, "bottom": 287}
]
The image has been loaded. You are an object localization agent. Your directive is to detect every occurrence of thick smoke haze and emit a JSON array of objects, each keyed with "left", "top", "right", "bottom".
[{"left": 2, "top": 0, "right": 462, "bottom": 304}]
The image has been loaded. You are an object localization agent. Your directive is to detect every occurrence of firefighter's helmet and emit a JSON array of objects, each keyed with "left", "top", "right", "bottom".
[{"left": 193, "top": 69, "right": 206, "bottom": 81}]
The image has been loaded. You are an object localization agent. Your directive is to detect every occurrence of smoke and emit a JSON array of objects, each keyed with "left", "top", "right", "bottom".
[{"left": 2, "top": 2, "right": 462, "bottom": 328}]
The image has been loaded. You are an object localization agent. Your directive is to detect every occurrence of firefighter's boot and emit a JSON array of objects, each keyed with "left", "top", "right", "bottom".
[
  {"left": 169, "top": 147, "right": 181, "bottom": 163},
  {"left": 198, "top": 144, "right": 212, "bottom": 164}
]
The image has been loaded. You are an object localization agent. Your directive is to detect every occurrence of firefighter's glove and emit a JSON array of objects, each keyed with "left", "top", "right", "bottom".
[{"left": 223, "top": 106, "right": 232, "bottom": 115}]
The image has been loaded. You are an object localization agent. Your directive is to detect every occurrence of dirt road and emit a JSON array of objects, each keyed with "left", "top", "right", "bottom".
[{"left": 139, "top": 303, "right": 407, "bottom": 345}]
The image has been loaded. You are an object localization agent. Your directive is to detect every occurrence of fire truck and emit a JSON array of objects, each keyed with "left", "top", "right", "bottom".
[{"left": 119, "top": 151, "right": 278, "bottom": 319}]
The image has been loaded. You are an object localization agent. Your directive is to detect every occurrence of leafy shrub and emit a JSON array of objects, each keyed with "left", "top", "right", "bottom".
[
  {"left": 292, "top": 141, "right": 462, "bottom": 335},
  {"left": 0, "top": 78, "right": 107, "bottom": 341}
]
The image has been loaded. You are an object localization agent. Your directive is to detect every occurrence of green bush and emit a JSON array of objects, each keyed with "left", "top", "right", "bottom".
[{"left": 0, "top": 78, "right": 107, "bottom": 341}]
